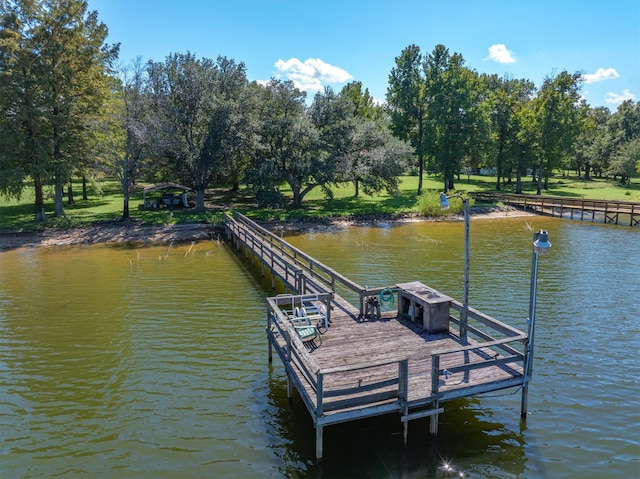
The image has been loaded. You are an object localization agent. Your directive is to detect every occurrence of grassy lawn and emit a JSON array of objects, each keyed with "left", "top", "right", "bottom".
[{"left": 1, "top": 174, "right": 638, "bottom": 232}]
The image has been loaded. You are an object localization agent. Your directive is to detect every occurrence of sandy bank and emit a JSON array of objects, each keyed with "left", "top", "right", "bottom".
[{"left": 0, "top": 207, "right": 535, "bottom": 250}]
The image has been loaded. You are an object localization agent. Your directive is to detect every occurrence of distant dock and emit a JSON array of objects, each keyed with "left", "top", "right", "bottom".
[
  {"left": 473, "top": 192, "right": 639, "bottom": 226},
  {"left": 223, "top": 213, "right": 530, "bottom": 460}
]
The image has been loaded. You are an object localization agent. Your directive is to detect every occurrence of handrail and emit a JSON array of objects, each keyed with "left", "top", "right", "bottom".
[
  {"left": 317, "top": 358, "right": 408, "bottom": 424},
  {"left": 472, "top": 192, "right": 638, "bottom": 227},
  {"left": 473, "top": 192, "right": 639, "bottom": 209},
  {"left": 450, "top": 300, "right": 523, "bottom": 338},
  {"left": 436, "top": 334, "right": 527, "bottom": 355},
  {"left": 230, "top": 212, "right": 365, "bottom": 294},
  {"left": 430, "top": 333, "right": 526, "bottom": 397},
  {"left": 320, "top": 357, "right": 407, "bottom": 375},
  {"left": 226, "top": 215, "right": 307, "bottom": 290},
  {"left": 266, "top": 296, "right": 407, "bottom": 422}
]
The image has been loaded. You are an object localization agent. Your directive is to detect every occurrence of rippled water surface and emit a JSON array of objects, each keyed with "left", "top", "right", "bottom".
[{"left": 1, "top": 217, "right": 638, "bottom": 478}]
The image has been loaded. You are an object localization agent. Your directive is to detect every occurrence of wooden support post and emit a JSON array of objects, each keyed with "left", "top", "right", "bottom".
[
  {"left": 399, "top": 359, "right": 409, "bottom": 446},
  {"left": 316, "top": 373, "right": 324, "bottom": 460},
  {"left": 430, "top": 401, "right": 440, "bottom": 436},
  {"left": 316, "top": 425, "right": 323, "bottom": 461},
  {"left": 403, "top": 409, "right": 409, "bottom": 446},
  {"left": 430, "top": 356, "right": 440, "bottom": 435},
  {"left": 521, "top": 382, "right": 529, "bottom": 418},
  {"left": 324, "top": 297, "right": 331, "bottom": 325},
  {"left": 267, "top": 310, "right": 272, "bottom": 363},
  {"left": 431, "top": 355, "right": 440, "bottom": 396},
  {"left": 286, "top": 333, "right": 292, "bottom": 402}
]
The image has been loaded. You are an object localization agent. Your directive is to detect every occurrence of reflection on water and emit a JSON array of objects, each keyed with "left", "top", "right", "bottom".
[{"left": 1, "top": 217, "right": 638, "bottom": 478}]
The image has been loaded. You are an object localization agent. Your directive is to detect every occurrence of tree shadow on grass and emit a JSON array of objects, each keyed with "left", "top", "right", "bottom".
[{"left": 291, "top": 190, "right": 420, "bottom": 218}]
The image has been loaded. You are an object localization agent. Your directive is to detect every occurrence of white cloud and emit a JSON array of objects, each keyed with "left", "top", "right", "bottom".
[
  {"left": 583, "top": 67, "right": 620, "bottom": 84},
  {"left": 605, "top": 89, "right": 636, "bottom": 105},
  {"left": 485, "top": 44, "right": 516, "bottom": 63},
  {"left": 274, "top": 57, "right": 352, "bottom": 93}
]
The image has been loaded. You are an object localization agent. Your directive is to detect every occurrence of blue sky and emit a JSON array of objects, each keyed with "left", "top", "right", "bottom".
[{"left": 88, "top": 0, "right": 639, "bottom": 109}]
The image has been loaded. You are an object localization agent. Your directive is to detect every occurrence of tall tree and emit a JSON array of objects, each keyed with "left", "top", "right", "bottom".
[
  {"left": 425, "top": 44, "right": 485, "bottom": 192},
  {"left": 103, "top": 58, "right": 149, "bottom": 220},
  {"left": 605, "top": 100, "right": 640, "bottom": 184},
  {"left": 608, "top": 137, "right": 640, "bottom": 184},
  {"left": 204, "top": 57, "right": 256, "bottom": 193},
  {"left": 484, "top": 74, "right": 535, "bottom": 190},
  {"left": 338, "top": 82, "right": 411, "bottom": 196},
  {"left": 0, "top": 0, "right": 118, "bottom": 221},
  {"left": 248, "top": 79, "right": 320, "bottom": 208},
  {"left": 147, "top": 53, "right": 249, "bottom": 211},
  {"left": 530, "top": 71, "right": 584, "bottom": 194},
  {"left": 514, "top": 100, "right": 539, "bottom": 193},
  {"left": 340, "top": 81, "right": 381, "bottom": 120},
  {"left": 308, "top": 87, "right": 353, "bottom": 197},
  {"left": 345, "top": 118, "right": 412, "bottom": 197},
  {"left": 572, "top": 106, "right": 610, "bottom": 180},
  {"left": 0, "top": 1, "right": 40, "bottom": 205},
  {"left": 387, "top": 45, "right": 428, "bottom": 194}
]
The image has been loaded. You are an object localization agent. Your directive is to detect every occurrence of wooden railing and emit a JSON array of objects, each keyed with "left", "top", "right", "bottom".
[
  {"left": 225, "top": 215, "right": 308, "bottom": 291},
  {"left": 226, "top": 212, "right": 365, "bottom": 294},
  {"left": 429, "top": 299, "right": 528, "bottom": 400},
  {"left": 226, "top": 212, "right": 381, "bottom": 315},
  {"left": 266, "top": 296, "right": 408, "bottom": 427},
  {"left": 473, "top": 192, "right": 639, "bottom": 226}
]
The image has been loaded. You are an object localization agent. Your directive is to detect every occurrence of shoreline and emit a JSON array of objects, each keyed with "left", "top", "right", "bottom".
[{"left": 0, "top": 207, "right": 535, "bottom": 250}]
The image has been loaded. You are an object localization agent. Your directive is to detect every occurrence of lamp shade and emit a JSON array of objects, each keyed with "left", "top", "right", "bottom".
[
  {"left": 439, "top": 193, "right": 450, "bottom": 210},
  {"left": 533, "top": 230, "right": 551, "bottom": 255}
]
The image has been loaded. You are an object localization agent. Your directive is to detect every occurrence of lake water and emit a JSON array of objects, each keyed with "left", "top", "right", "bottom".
[{"left": 1, "top": 217, "right": 638, "bottom": 478}]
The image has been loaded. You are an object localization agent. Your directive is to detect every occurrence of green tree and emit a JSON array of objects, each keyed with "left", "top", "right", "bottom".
[
  {"left": 220, "top": 77, "right": 260, "bottom": 192},
  {"left": 604, "top": 100, "right": 640, "bottom": 184},
  {"left": 0, "top": 0, "right": 117, "bottom": 221},
  {"left": 0, "top": 2, "right": 39, "bottom": 203},
  {"left": 147, "top": 53, "right": 249, "bottom": 212},
  {"left": 530, "top": 71, "right": 584, "bottom": 193},
  {"left": 424, "top": 44, "right": 485, "bottom": 192},
  {"left": 201, "top": 56, "right": 255, "bottom": 193},
  {"left": 102, "top": 58, "right": 149, "bottom": 220},
  {"left": 572, "top": 106, "right": 610, "bottom": 180},
  {"left": 484, "top": 74, "right": 535, "bottom": 190},
  {"left": 387, "top": 45, "right": 428, "bottom": 194},
  {"left": 346, "top": 118, "right": 412, "bottom": 197},
  {"left": 308, "top": 87, "right": 353, "bottom": 198},
  {"left": 248, "top": 79, "right": 311, "bottom": 207},
  {"left": 608, "top": 137, "right": 640, "bottom": 184},
  {"left": 340, "top": 81, "right": 381, "bottom": 120}
]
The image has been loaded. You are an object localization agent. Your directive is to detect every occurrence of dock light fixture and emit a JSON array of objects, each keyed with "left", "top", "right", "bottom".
[
  {"left": 440, "top": 192, "right": 470, "bottom": 340},
  {"left": 521, "top": 229, "right": 552, "bottom": 418},
  {"left": 533, "top": 230, "right": 551, "bottom": 255}
]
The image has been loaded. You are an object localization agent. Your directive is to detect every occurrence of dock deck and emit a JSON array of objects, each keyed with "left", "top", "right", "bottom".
[{"left": 223, "top": 213, "right": 530, "bottom": 460}]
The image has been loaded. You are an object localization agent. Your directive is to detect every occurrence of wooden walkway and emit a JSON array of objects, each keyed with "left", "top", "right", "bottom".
[
  {"left": 223, "top": 212, "right": 529, "bottom": 460},
  {"left": 473, "top": 192, "right": 640, "bottom": 226}
]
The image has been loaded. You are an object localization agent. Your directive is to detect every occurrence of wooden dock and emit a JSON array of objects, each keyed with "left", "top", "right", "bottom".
[
  {"left": 223, "top": 213, "right": 530, "bottom": 460},
  {"left": 473, "top": 192, "right": 640, "bottom": 226}
]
